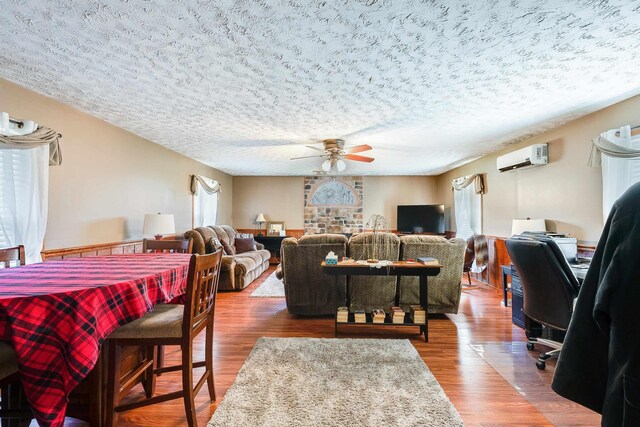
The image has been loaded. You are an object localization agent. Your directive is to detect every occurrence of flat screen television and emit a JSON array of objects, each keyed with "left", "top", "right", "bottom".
[{"left": 397, "top": 205, "right": 445, "bottom": 234}]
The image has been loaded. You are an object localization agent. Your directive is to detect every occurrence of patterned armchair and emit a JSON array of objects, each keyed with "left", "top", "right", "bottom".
[
  {"left": 279, "top": 234, "right": 348, "bottom": 315},
  {"left": 398, "top": 235, "right": 466, "bottom": 313}
]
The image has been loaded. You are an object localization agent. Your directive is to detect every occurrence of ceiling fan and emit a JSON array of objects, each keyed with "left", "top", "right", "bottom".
[{"left": 290, "top": 138, "right": 374, "bottom": 172}]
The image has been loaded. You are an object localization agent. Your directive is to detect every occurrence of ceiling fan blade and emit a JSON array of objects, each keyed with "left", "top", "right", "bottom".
[
  {"left": 345, "top": 144, "right": 372, "bottom": 154},
  {"left": 344, "top": 154, "right": 374, "bottom": 163},
  {"left": 290, "top": 154, "right": 327, "bottom": 160},
  {"left": 305, "top": 145, "right": 326, "bottom": 152}
]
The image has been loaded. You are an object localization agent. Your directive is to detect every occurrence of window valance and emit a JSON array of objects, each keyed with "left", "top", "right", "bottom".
[
  {"left": 451, "top": 173, "right": 486, "bottom": 195},
  {"left": 0, "top": 126, "right": 62, "bottom": 166},
  {"left": 588, "top": 125, "right": 640, "bottom": 167},
  {"left": 190, "top": 175, "right": 221, "bottom": 195}
]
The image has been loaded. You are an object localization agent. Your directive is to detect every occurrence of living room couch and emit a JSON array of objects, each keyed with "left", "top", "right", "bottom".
[
  {"left": 184, "top": 225, "right": 270, "bottom": 291},
  {"left": 398, "top": 235, "right": 466, "bottom": 313},
  {"left": 278, "top": 234, "right": 348, "bottom": 315},
  {"left": 278, "top": 232, "right": 466, "bottom": 315},
  {"left": 348, "top": 232, "right": 401, "bottom": 313}
]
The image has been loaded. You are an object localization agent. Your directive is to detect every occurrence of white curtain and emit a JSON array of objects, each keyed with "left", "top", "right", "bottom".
[
  {"left": 0, "top": 145, "right": 49, "bottom": 263},
  {"left": 453, "top": 176, "right": 482, "bottom": 241},
  {"left": 193, "top": 176, "right": 219, "bottom": 227},
  {"left": 600, "top": 126, "right": 640, "bottom": 222}
]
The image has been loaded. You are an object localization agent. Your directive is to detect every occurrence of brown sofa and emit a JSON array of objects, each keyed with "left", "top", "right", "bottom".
[
  {"left": 184, "top": 225, "right": 270, "bottom": 291},
  {"left": 398, "top": 235, "right": 466, "bottom": 313},
  {"left": 278, "top": 232, "right": 466, "bottom": 315},
  {"left": 279, "top": 234, "right": 348, "bottom": 315}
]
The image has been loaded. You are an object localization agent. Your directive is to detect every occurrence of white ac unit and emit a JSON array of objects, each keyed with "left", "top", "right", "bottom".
[{"left": 496, "top": 143, "right": 548, "bottom": 172}]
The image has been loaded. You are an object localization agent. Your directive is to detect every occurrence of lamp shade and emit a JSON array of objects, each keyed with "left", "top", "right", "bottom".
[
  {"left": 255, "top": 213, "right": 266, "bottom": 223},
  {"left": 511, "top": 218, "right": 546, "bottom": 236},
  {"left": 143, "top": 213, "right": 175, "bottom": 236}
]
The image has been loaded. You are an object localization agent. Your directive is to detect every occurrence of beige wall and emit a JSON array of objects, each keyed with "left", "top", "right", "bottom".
[
  {"left": 233, "top": 177, "right": 305, "bottom": 230},
  {"left": 436, "top": 94, "right": 640, "bottom": 244},
  {"left": 1, "top": 78, "right": 232, "bottom": 250},
  {"left": 362, "top": 176, "right": 439, "bottom": 228},
  {"left": 232, "top": 175, "right": 438, "bottom": 230}
]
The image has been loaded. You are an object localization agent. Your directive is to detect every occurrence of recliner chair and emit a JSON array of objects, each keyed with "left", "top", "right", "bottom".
[{"left": 505, "top": 235, "right": 580, "bottom": 369}]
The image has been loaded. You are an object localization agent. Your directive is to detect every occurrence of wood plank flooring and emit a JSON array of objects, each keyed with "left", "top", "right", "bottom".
[{"left": 105, "top": 268, "right": 599, "bottom": 426}]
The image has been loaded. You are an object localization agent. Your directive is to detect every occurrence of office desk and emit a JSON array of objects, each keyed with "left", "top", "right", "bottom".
[{"left": 504, "top": 263, "right": 589, "bottom": 329}]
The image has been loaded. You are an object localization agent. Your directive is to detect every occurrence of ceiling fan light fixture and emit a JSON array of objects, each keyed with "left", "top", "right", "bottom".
[
  {"left": 336, "top": 159, "right": 346, "bottom": 172},
  {"left": 322, "top": 159, "right": 331, "bottom": 172}
]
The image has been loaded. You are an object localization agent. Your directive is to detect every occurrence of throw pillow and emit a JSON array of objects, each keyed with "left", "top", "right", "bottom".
[
  {"left": 206, "top": 237, "right": 223, "bottom": 254},
  {"left": 220, "top": 239, "right": 235, "bottom": 255},
  {"left": 235, "top": 237, "right": 257, "bottom": 254},
  {"left": 238, "top": 233, "right": 254, "bottom": 238}
]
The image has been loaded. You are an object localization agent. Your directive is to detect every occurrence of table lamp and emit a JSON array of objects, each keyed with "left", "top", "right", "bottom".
[
  {"left": 511, "top": 218, "right": 546, "bottom": 236},
  {"left": 143, "top": 213, "right": 175, "bottom": 240},
  {"left": 255, "top": 213, "right": 266, "bottom": 236}
]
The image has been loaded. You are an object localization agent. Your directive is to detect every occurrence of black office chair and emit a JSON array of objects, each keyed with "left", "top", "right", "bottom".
[{"left": 505, "top": 235, "right": 580, "bottom": 370}]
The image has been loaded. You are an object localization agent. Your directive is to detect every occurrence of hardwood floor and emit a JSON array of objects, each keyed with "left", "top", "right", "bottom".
[{"left": 107, "top": 267, "right": 598, "bottom": 426}]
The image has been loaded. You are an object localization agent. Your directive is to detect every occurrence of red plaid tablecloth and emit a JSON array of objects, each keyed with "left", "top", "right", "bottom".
[{"left": 0, "top": 253, "right": 191, "bottom": 427}]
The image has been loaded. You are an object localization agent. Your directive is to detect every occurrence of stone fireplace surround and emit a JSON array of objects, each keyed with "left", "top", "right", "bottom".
[{"left": 304, "top": 176, "right": 363, "bottom": 235}]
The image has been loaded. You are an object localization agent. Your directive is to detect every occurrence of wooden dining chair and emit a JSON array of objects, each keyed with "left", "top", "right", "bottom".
[
  {"left": 142, "top": 238, "right": 193, "bottom": 253},
  {"left": 0, "top": 245, "right": 32, "bottom": 425},
  {"left": 105, "top": 249, "right": 223, "bottom": 427},
  {"left": 142, "top": 238, "right": 194, "bottom": 370}
]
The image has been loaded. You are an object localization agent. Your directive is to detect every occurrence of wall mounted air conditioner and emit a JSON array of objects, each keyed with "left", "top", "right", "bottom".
[{"left": 497, "top": 143, "right": 548, "bottom": 172}]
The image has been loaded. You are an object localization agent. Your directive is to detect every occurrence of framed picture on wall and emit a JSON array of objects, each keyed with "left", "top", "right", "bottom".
[{"left": 267, "top": 221, "right": 285, "bottom": 236}]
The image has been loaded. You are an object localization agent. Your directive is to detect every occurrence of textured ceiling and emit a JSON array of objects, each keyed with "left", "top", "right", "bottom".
[{"left": 1, "top": 1, "right": 640, "bottom": 176}]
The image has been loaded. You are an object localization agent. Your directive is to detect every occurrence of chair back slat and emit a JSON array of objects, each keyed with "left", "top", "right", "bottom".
[
  {"left": 182, "top": 249, "right": 223, "bottom": 337},
  {"left": 142, "top": 238, "right": 193, "bottom": 254},
  {"left": 0, "top": 245, "right": 25, "bottom": 268}
]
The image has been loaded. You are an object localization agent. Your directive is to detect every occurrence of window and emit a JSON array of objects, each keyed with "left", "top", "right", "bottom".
[
  {"left": 192, "top": 176, "right": 219, "bottom": 227},
  {"left": 0, "top": 145, "right": 49, "bottom": 263},
  {"left": 601, "top": 134, "right": 640, "bottom": 221},
  {"left": 452, "top": 176, "right": 482, "bottom": 241}
]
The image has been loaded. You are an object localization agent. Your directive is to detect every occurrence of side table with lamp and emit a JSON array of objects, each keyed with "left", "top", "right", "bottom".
[
  {"left": 143, "top": 213, "right": 175, "bottom": 240},
  {"left": 255, "top": 213, "right": 266, "bottom": 236}
]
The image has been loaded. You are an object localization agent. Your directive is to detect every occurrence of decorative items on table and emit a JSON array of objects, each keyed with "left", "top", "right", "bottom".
[
  {"left": 390, "top": 306, "right": 405, "bottom": 324},
  {"left": 354, "top": 259, "right": 392, "bottom": 269},
  {"left": 325, "top": 251, "right": 338, "bottom": 265},
  {"left": 410, "top": 305, "right": 426, "bottom": 324},
  {"left": 255, "top": 213, "right": 266, "bottom": 236},
  {"left": 361, "top": 214, "right": 394, "bottom": 261},
  {"left": 267, "top": 221, "right": 285, "bottom": 236},
  {"left": 372, "top": 309, "right": 386, "bottom": 323},
  {"left": 354, "top": 309, "right": 366, "bottom": 323},
  {"left": 336, "top": 307, "right": 349, "bottom": 323},
  {"left": 143, "top": 213, "right": 175, "bottom": 240}
]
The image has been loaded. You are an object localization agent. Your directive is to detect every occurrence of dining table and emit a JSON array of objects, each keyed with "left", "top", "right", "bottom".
[{"left": 0, "top": 253, "right": 192, "bottom": 427}]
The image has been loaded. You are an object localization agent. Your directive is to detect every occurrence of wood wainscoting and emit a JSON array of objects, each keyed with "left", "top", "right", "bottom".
[
  {"left": 42, "top": 240, "right": 144, "bottom": 261},
  {"left": 470, "top": 235, "right": 596, "bottom": 288}
]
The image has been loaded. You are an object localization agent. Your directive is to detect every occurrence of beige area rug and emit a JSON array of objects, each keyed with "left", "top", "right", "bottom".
[
  {"left": 208, "top": 337, "right": 463, "bottom": 427},
  {"left": 470, "top": 342, "right": 600, "bottom": 426},
  {"left": 250, "top": 271, "right": 285, "bottom": 297}
]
